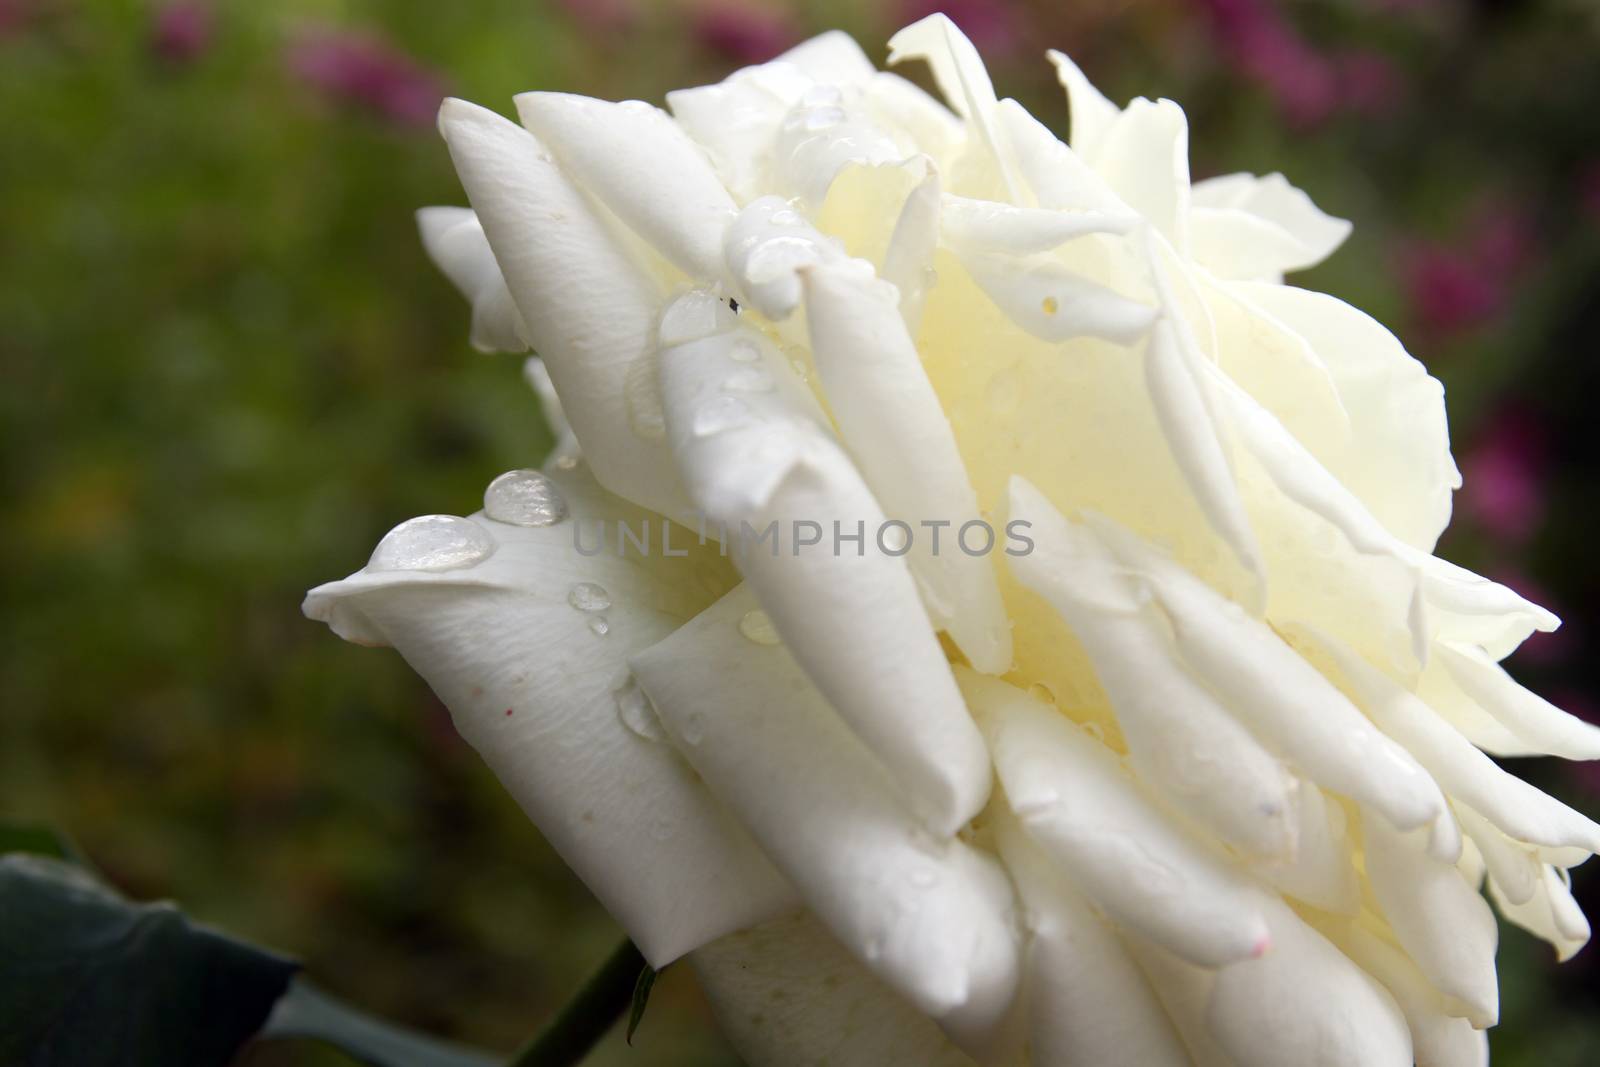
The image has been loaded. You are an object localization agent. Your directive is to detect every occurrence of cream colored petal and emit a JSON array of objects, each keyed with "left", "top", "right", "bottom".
[
  {"left": 724, "top": 195, "right": 842, "bottom": 320},
  {"left": 415, "top": 206, "right": 530, "bottom": 353},
  {"left": 881, "top": 165, "right": 941, "bottom": 332},
  {"left": 864, "top": 72, "right": 967, "bottom": 167},
  {"left": 802, "top": 257, "right": 1012, "bottom": 673},
  {"left": 667, "top": 62, "right": 810, "bottom": 204},
  {"left": 994, "top": 816, "right": 1192, "bottom": 1067},
  {"left": 1006, "top": 478, "right": 1296, "bottom": 859},
  {"left": 1190, "top": 172, "right": 1350, "bottom": 278},
  {"left": 521, "top": 357, "right": 580, "bottom": 464},
  {"left": 1046, "top": 50, "right": 1119, "bottom": 160},
  {"left": 773, "top": 92, "right": 905, "bottom": 211},
  {"left": 631, "top": 585, "right": 1020, "bottom": 1051},
  {"left": 1251, "top": 781, "right": 1360, "bottom": 913},
  {"left": 940, "top": 194, "right": 1137, "bottom": 254},
  {"left": 692, "top": 911, "right": 978, "bottom": 1067},
  {"left": 1318, "top": 917, "right": 1489, "bottom": 1067},
  {"left": 887, "top": 14, "right": 1019, "bottom": 200},
  {"left": 1436, "top": 640, "right": 1600, "bottom": 760},
  {"left": 996, "top": 98, "right": 1128, "bottom": 214},
  {"left": 1093, "top": 98, "right": 1190, "bottom": 253},
  {"left": 1311, "top": 628, "right": 1600, "bottom": 854},
  {"left": 1457, "top": 805, "right": 1542, "bottom": 906},
  {"left": 657, "top": 291, "right": 991, "bottom": 834},
  {"left": 965, "top": 668, "right": 1271, "bottom": 968},
  {"left": 1088, "top": 512, "right": 1446, "bottom": 832},
  {"left": 1489, "top": 863, "right": 1590, "bottom": 961},
  {"left": 1420, "top": 554, "right": 1559, "bottom": 661},
  {"left": 775, "top": 29, "right": 876, "bottom": 86},
  {"left": 1229, "top": 281, "right": 1456, "bottom": 552},
  {"left": 1362, "top": 808, "right": 1499, "bottom": 1026},
  {"left": 513, "top": 93, "right": 736, "bottom": 280},
  {"left": 302, "top": 465, "right": 793, "bottom": 966},
  {"left": 1132, "top": 899, "right": 1413, "bottom": 1067},
  {"left": 958, "top": 248, "right": 1157, "bottom": 344},
  {"left": 437, "top": 98, "right": 690, "bottom": 520}
]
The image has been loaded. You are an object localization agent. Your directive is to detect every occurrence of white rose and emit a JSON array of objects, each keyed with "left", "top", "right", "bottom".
[{"left": 306, "top": 16, "right": 1596, "bottom": 1066}]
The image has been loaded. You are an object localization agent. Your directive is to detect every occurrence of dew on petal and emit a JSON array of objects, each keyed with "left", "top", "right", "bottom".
[
  {"left": 722, "top": 367, "right": 775, "bottom": 393},
  {"left": 568, "top": 581, "right": 612, "bottom": 612},
  {"left": 693, "top": 394, "right": 752, "bottom": 437},
  {"left": 615, "top": 677, "right": 666, "bottom": 742},
  {"left": 681, "top": 710, "right": 706, "bottom": 745},
  {"left": 1027, "top": 681, "right": 1057, "bottom": 706},
  {"left": 369, "top": 515, "right": 495, "bottom": 572},
  {"left": 588, "top": 615, "right": 611, "bottom": 636},
  {"left": 483, "top": 469, "right": 568, "bottom": 527},
  {"left": 986, "top": 368, "right": 1021, "bottom": 416},
  {"left": 738, "top": 608, "right": 780, "bottom": 646}
]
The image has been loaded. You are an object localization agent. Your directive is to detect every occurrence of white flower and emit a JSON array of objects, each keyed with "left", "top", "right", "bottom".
[{"left": 305, "top": 16, "right": 1597, "bottom": 1066}]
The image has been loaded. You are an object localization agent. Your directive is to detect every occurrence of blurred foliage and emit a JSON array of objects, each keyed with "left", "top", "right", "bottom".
[{"left": 0, "top": 0, "right": 1597, "bottom": 1064}]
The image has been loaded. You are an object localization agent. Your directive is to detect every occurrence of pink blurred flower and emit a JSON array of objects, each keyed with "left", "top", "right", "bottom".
[
  {"left": 901, "top": 0, "right": 1024, "bottom": 58},
  {"left": 151, "top": 2, "right": 213, "bottom": 65},
  {"left": 693, "top": 3, "right": 799, "bottom": 65},
  {"left": 0, "top": 0, "right": 36, "bottom": 36},
  {"left": 1336, "top": 49, "right": 1405, "bottom": 117},
  {"left": 1190, "top": 0, "right": 1340, "bottom": 127},
  {"left": 1459, "top": 406, "right": 1548, "bottom": 546},
  {"left": 287, "top": 28, "right": 446, "bottom": 128},
  {"left": 1397, "top": 201, "right": 1536, "bottom": 339},
  {"left": 553, "top": 0, "right": 637, "bottom": 35}
]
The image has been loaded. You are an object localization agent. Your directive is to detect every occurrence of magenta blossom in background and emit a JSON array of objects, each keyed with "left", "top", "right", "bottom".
[
  {"left": 692, "top": 3, "right": 798, "bottom": 65},
  {"left": 553, "top": 0, "right": 637, "bottom": 35},
  {"left": 1397, "top": 200, "right": 1536, "bottom": 340},
  {"left": 1335, "top": 49, "right": 1405, "bottom": 117},
  {"left": 1190, "top": 0, "right": 1340, "bottom": 126},
  {"left": 900, "top": 0, "right": 1023, "bottom": 58},
  {"left": 287, "top": 28, "right": 446, "bottom": 128},
  {"left": 151, "top": 2, "right": 213, "bottom": 65},
  {"left": 1580, "top": 162, "right": 1600, "bottom": 226},
  {"left": 0, "top": 0, "right": 36, "bottom": 36},
  {"left": 1458, "top": 405, "right": 1548, "bottom": 546}
]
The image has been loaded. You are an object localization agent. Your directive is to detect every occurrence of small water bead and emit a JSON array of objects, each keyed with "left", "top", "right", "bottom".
[
  {"left": 681, "top": 711, "right": 706, "bottom": 745},
  {"left": 729, "top": 340, "right": 761, "bottom": 363},
  {"left": 1027, "top": 682, "right": 1057, "bottom": 706},
  {"left": 369, "top": 515, "right": 495, "bottom": 572},
  {"left": 588, "top": 615, "right": 611, "bottom": 636},
  {"left": 722, "top": 367, "right": 775, "bottom": 393},
  {"left": 693, "top": 394, "right": 752, "bottom": 437},
  {"left": 768, "top": 208, "right": 804, "bottom": 227},
  {"left": 568, "top": 582, "right": 612, "bottom": 612},
  {"left": 738, "top": 609, "right": 780, "bottom": 646},
  {"left": 483, "top": 469, "right": 568, "bottom": 527}
]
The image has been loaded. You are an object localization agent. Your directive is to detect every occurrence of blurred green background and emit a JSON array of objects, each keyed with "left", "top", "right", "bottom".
[{"left": 2, "top": 0, "right": 1598, "bottom": 1063}]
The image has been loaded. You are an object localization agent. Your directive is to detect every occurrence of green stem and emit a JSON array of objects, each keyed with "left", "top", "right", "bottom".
[{"left": 507, "top": 940, "right": 645, "bottom": 1067}]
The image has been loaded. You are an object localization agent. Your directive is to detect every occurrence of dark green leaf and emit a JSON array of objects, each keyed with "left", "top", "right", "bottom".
[
  {"left": 259, "top": 977, "right": 498, "bottom": 1067},
  {"left": 0, "top": 821, "right": 87, "bottom": 865},
  {"left": 625, "top": 964, "right": 658, "bottom": 1047},
  {"left": 0, "top": 854, "right": 299, "bottom": 1067}
]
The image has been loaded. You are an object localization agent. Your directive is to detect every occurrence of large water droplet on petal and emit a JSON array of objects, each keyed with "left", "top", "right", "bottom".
[
  {"left": 369, "top": 515, "right": 494, "bottom": 572},
  {"left": 614, "top": 677, "right": 666, "bottom": 742},
  {"left": 483, "top": 469, "right": 568, "bottom": 527},
  {"left": 693, "top": 395, "right": 751, "bottom": 437},
  {"left": 568, "top": 582, "right": 611, "bottom": 612},
  {"left": 738, "top": 609, "right": 780, "bottom": 646}
]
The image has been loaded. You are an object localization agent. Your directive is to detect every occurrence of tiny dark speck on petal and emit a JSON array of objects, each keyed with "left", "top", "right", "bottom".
[
  {"left": 505, "top": 708, "right": 514, "bottom": 716},
  {"left": 728, "top": 297, "right": 741, "bottom": 313}
]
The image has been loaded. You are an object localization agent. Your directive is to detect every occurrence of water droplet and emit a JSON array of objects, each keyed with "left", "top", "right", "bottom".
[
  {"left": 729, "top": 340, "right": 761, "bottom": 363},
  {"left": 1041, "top": 296, "right": 1060, "bottom": 316},
  {"left": 801, "top": 106, "right": 848, "bottom": 132},
  {"left": 554, "top": 453, "right": 580, "bottom": 470},
  {"left": 483, "top": 469, "right": 568, "bottom": 527},
  {"left": 588, "top": 615, "right": 610, "bottom": 636},
  {"left": 681, "top": 711, "right": 706, "bottom": 745},
  {"left": 738, "top": 609, "right": 780, "bottom": 646},
  {"left": 722, "top": 367, "right": 774, "bottom": 393},
  {"left": 882, "top": 524, "right": 911, "bottom": 554},
  {"left": 1027, "top": 682, "right": 1057, "bottom": 706},
  {"left": 369, "top": 515, "right": 495, "bottom": 572},
  {"left": 614, "top": 677, "right": 666, "bottom": 742},
  {"left": 568, "top": 582, "right": 611, "bottom": 612},
  {"left": 693, "top": 395, "right": 751, "bottom": 437},
  {"left": 986, "top": 368, "right": 1021, "bottom": 416},
  {"left": 769, "top": 208, "right": 804, "bottom": 226}
]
